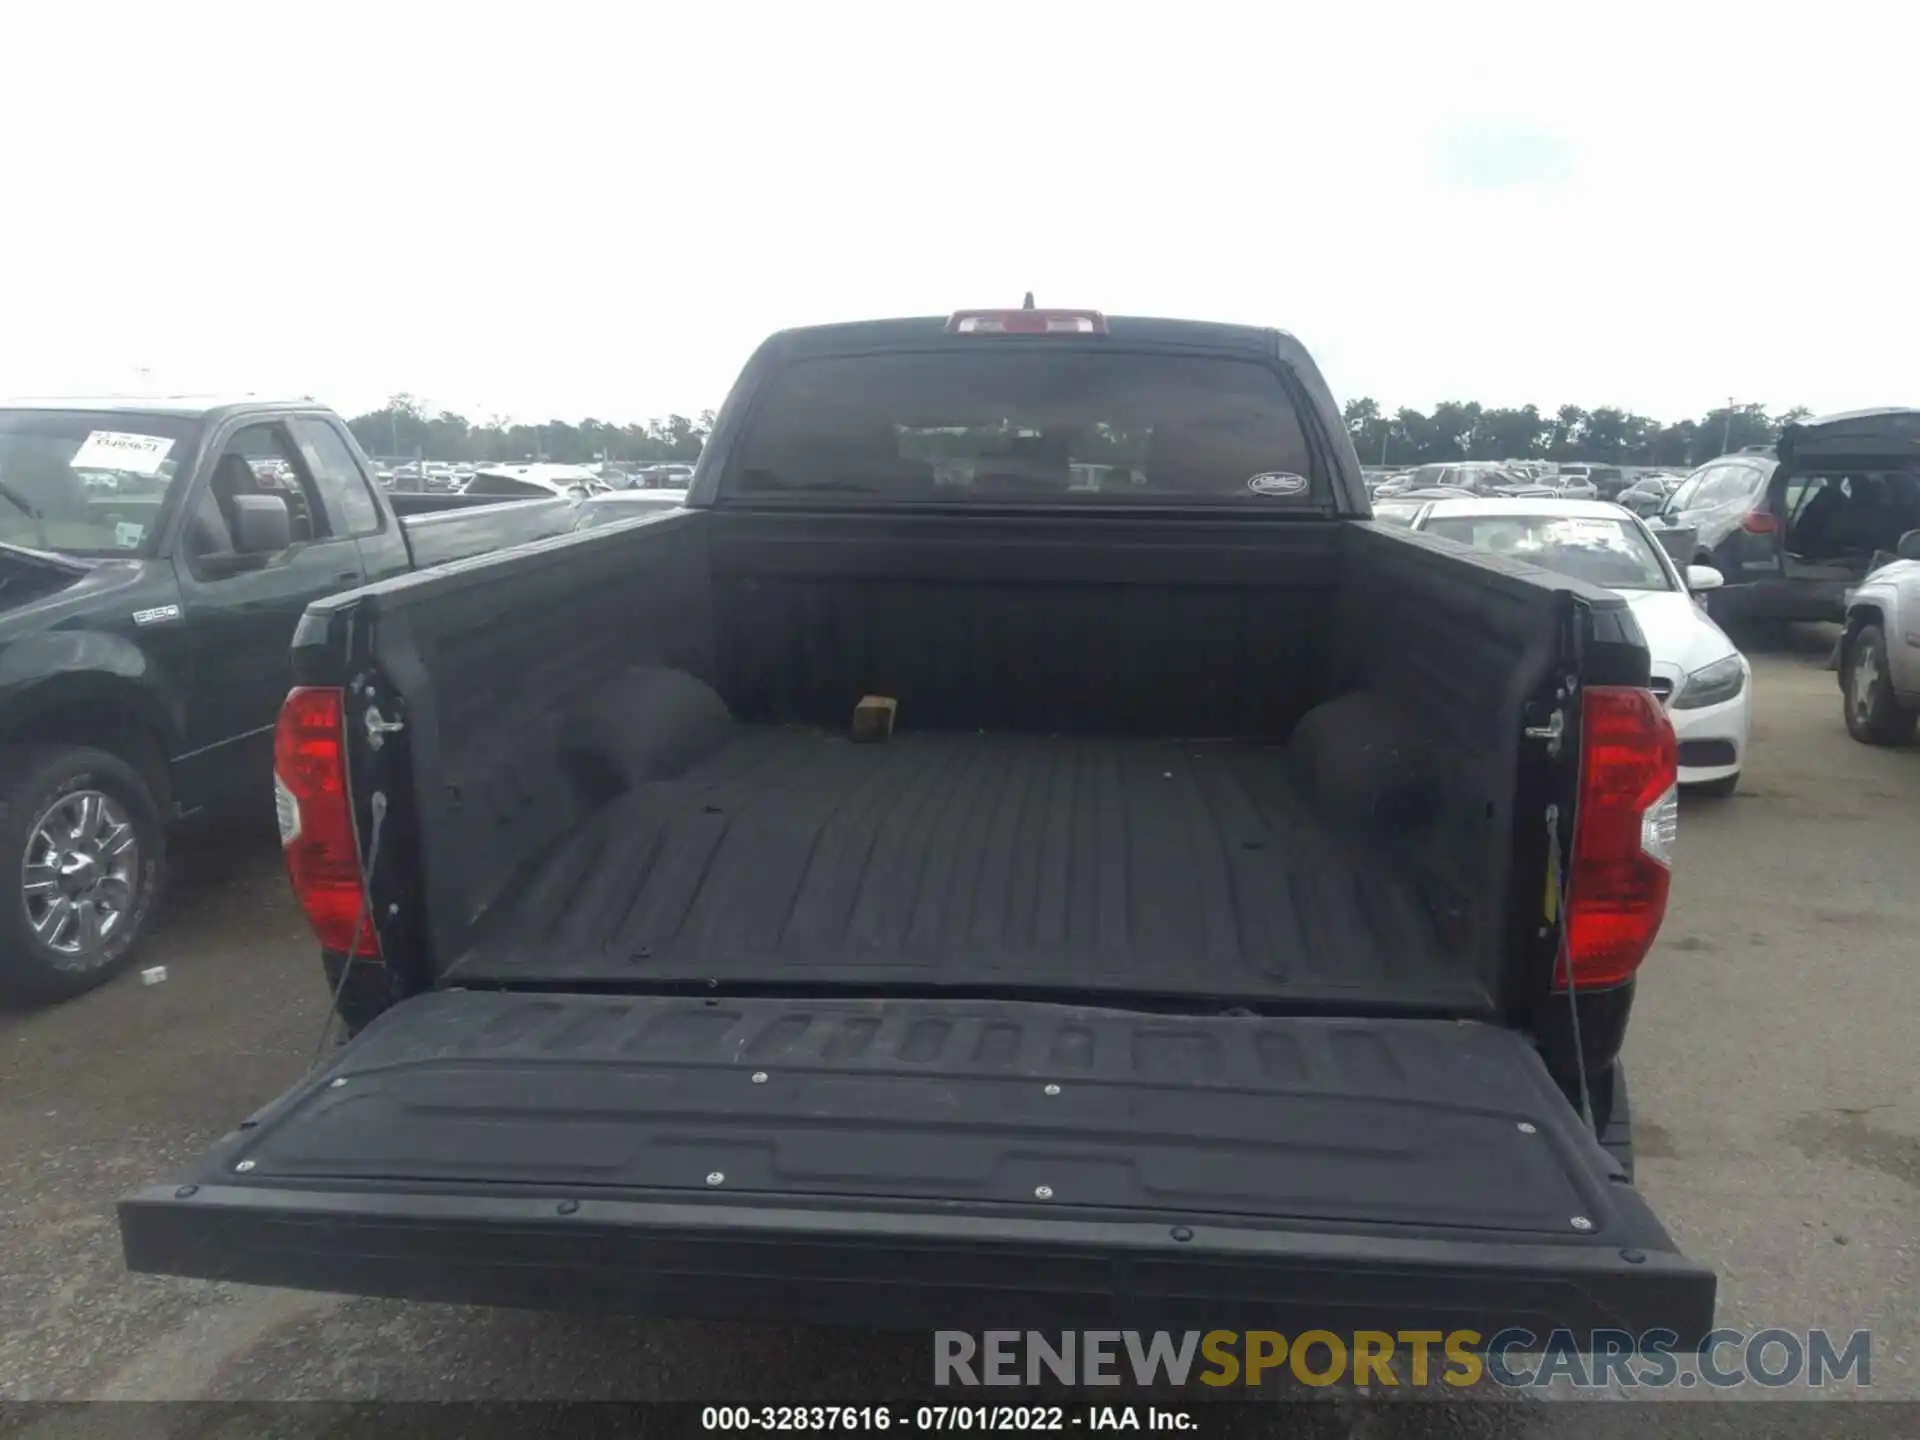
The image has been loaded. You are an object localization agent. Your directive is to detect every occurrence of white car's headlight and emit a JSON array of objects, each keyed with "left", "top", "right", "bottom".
[{"left": 1672, "top": 654, "right": 1747, "bottom": 710}]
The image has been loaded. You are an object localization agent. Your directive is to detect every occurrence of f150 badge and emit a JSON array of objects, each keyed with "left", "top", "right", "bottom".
[
  {"left": 132, "top": 604, "right": 182, "bottom": 627},
  {"left": 1247, "top": 472, "right": 1309, "bottom": 497}
]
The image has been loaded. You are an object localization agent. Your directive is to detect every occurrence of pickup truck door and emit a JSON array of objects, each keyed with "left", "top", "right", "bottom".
[{"left": 167, "top": 418, "right": 368, "bottom": 818}]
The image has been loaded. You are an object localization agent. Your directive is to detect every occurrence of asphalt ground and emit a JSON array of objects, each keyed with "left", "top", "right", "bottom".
[{"left": 1, "top": 626, "right": 1913, "bottom": 1436}]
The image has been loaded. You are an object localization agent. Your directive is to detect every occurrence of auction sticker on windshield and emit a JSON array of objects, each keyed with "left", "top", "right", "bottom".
[
  {"left": 69, "top": 431, "right": 174, "bottom": 476},
  {"left": 1544, "top": 518, "right": 1628, "bottom": 544}
]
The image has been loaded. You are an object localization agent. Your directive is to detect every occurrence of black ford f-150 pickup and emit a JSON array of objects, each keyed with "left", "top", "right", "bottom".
[
  {"left": 121, "top": 311, "right": 1716, "bottom": 1343},
  {"left": 0, "top": 397, "right": 680, "bottom": 1001}
]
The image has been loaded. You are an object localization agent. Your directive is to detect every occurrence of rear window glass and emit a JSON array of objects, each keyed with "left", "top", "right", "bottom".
[{"left": 726, "top": 350, "right": 1320, "bottom": 505}]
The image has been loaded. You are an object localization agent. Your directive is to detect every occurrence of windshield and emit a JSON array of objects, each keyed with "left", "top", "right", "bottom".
[
  {"left": 727, "top": 349, "right": 1321, "bottom": 505},
  {"left": 1662, "top": 474, "right": 1702, "bottom": 514},
  {"left": 0, "top": 410, "right": 200, "bottom": 556},
  {"left": 1422, "top": 511, "right": 1675, "bottom": 591}
]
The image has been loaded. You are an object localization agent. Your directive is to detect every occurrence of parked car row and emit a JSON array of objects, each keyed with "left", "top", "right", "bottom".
[
  {"left": 1368, "top": 412, "right": 1920, "bottom": 758},
  {"left": 1364, "top": 460, "right": 1646, "bottom": 501},
  {"left": 1369, "top": 463, "right": 1605, "bottom": 501},
  {"left": 375, "top": 458, "right": 696, "bottom": 494}
]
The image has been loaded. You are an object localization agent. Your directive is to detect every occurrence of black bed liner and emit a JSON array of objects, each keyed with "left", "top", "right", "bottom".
[
  {"left": 121, "top": 991, "right": 1715, "bottom": 1340},
  {"left": 452, "top": 728, "right": 1484, "bottom": 1011}
]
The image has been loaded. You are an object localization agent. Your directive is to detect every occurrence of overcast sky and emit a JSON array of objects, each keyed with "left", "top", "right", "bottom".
[{"left": 4, "top": 2, "right": 1912, "bottom": 425}]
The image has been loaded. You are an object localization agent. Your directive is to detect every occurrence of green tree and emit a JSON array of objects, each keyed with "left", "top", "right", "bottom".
[
  {"left": 1343, "top": 397, "right": 1397, "bottom": 464},
  {"left": 1545, "top": 405, "right": 1588, "bottom": 459},
  {"left": 343, "top": 393, "right": 1816, "bottom": 476},
  {"left": 1698, "top": 402, "right": 1775, "bottom": 458},
  {"left": 1428, "top": 402, "right": 1483, "bottom": 459},
  {"left": 1475, "top": 404, "right": 1547, "bottom": 461},
  {"left": 345, "top": 403, "right": 716, "bottom": 465}
]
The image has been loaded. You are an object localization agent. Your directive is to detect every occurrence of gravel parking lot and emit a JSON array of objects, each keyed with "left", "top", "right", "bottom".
[{"left": 0, "top": 627, "right": 1913, "bottom": 1428}]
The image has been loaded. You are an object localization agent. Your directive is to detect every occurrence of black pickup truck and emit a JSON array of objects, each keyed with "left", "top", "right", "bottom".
[
  {"left": 122, "top": 312, "right": 1716, "bottom": 1343},
  {"left": 0, "top": 398, "right": 667, "bottom": 1002}
]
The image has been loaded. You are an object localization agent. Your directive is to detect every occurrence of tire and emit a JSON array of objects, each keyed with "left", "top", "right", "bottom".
[
  {"left": 1843, "top": 625, "right": 1919, "bottom": 747},
  {"left": 0, "top": 746, "right": 166, "bottom": 1004},
  {"left": 1687, "top": 772, "right": 1740, "bottom": 798}
]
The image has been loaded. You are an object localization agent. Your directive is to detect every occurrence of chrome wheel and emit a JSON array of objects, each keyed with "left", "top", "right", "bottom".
[
  {"left": 21, "top": 789, "right": 141, "bottom": 967},
  {"left": 1849, "top": 638, "right": 1883, "bottom": 726}
]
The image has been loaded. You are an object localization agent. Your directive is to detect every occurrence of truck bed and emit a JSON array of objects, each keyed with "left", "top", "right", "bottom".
[{"left": 452, "top": 727, "right": 1484, "bottom": 1011}]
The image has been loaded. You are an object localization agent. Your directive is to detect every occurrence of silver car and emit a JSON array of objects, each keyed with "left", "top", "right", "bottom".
[{"left": 1836, "top": 529, "right": 1920, "bottom": 745}]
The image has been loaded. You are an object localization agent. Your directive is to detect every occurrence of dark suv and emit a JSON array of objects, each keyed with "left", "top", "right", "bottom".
[{"left": 1654, "top": 414, "right": 1920, "bottom": 625}]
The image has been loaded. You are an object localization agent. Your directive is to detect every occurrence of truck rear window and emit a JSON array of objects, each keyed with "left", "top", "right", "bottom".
[{"left": 726, "top": 350, "right": 1321, "bottom": 505}]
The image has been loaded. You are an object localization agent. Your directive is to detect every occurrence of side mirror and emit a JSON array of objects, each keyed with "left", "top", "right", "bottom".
[
  {"left": 1685, "top": 564, "right": 1725, "bottom": 593},
  {"left": 1897, "top": 529, "right": 1920, "bottom": 563},
  {"left": 231, "top": 493, "right": 292, "bottom": 554}
]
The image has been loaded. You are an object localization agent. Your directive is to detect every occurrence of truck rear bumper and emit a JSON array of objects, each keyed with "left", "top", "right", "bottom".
[
  {"left": 119, "top": 991, "right": 1716, "bottom": 1343},
  {"left": 122, "top": 1179, "right": 1715, "bottom": 1341}
]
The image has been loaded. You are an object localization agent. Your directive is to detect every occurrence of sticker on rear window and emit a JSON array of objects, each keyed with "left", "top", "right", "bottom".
[
  {"left": 1247, "top": 472, "right": 1309, "bottom": 497},
  {"left": 114, "top": 521, "right": 146, "bottom": 548},
  {"left": 69, "top": 431, "right": 174, "bottom": 476}
]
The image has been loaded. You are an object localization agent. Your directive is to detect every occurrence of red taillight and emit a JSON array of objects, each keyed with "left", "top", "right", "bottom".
[
  {"left": 273, "top": 686, "right": 380, "bottom": 957},
  {"left": 1739, "top": 509, "right": 1778, "bottom": 534},
  {"left": 1559, "top": 686, "right": 1677, "bottom": 990},
  {"left": 946, "top": 308, "right": 1108, "bottom": 335}
]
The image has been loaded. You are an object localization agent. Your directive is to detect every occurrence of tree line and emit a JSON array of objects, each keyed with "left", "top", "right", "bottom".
[
  {"left": 345, "top": 395, "right": 715, "bottom": 465},
  {"left": 346, "top": 391, "right": 1814, "bottom": 472},
  {"left": 1347, "top": 398, "right": 1812, "bottom": 470}
]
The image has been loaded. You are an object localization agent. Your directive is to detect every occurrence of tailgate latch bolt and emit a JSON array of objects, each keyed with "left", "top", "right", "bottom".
[
  {"left": 1570, "top": 1215, "right": 1593, "bottom": 1231},
  {"left": 1516, "top": 1121, "right": 1536, "bottom": 1134},
  {"left": 1043, "top": 1083, "right": 1061, "bottom": 1096},
  {"left": 234, "top": 1160, "right": 256, "bottom": 1173},
  {"left": 751, "top": 1072, "right": 768, "bottom": 1084},
  {"left": 1524, "top": 708, "right": 1566, "bottom": 755},
  {"left": 364, "top": 704, "right": 406, "bottom": 750},
  {"left": 707, "top": 1171, "right": 726, "bottom": 1186},
  {"left": 1035, "top": 1185, "right": 1054, "bottom": 1200}
]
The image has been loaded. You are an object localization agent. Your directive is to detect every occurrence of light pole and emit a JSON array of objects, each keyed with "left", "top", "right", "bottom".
[{"left": 1722, "top": 396, "right": 1736, "bottom": 454}]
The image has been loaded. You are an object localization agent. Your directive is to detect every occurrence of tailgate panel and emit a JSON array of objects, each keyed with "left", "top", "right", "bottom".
[
  {"left": 203, "top": 994, "right": 1599, "bottom": 1230},
  {"left": 122, "top": 992, "right": 1716, "bottom": 1338}
]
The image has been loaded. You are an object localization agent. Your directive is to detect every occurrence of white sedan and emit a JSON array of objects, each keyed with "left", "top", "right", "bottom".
[{"left": 1409, "top": 498, "right": 1752, "bottom": 796}]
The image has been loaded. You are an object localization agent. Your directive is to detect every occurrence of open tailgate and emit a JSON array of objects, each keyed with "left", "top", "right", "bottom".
[{"left": 121, "top": 992, "right": 1714, "bottom": 1341}]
